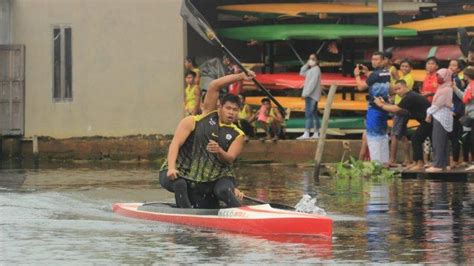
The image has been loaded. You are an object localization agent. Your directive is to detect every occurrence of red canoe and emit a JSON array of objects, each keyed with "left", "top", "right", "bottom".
[{"left": 113, "top": 202, "right": 333, "bottom": 238}]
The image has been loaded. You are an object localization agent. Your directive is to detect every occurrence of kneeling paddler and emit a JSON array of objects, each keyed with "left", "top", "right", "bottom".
[{"left": 160, "top": 71, "right": 256, "bottom": 208}]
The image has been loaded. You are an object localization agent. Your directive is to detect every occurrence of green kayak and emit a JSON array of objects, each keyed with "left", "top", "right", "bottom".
[
  {"left": 285, "top": 117, "right": 365, "bottom": 130},
  {"left": 218, "top": 24, "right": 417, "bottom": 41}
]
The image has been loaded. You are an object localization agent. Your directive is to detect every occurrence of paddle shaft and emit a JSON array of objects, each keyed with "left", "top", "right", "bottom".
[{"left": 216, "top": 38, "right": 287, "bottom": 117}]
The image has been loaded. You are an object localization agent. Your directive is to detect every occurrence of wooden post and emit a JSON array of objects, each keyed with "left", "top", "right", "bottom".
[{"left": 314, "top": 84, "right": 337, "bottom": 179}]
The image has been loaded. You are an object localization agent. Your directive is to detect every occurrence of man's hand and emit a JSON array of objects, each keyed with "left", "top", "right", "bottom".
[
  {"left": 374, "top": 96, "right": 385, "bottom": 108},
  {"left": 354, "top": 65, "right": 361, "bottom": 76},
  {"left": 234, "top": 188, "right": 244, "bottom": 200},
  {"left": 167, "top": 168, "right": 179, "bottom": 180},
  {"left": 360, "top": 64, "right": 369, "bottom": 73},
  {"left": 207, "top": 140, "right": 222, "bottom": 154},
  {"left": 425, "top": 115, "right": 432, "bottom": 123},
  {"left": 240, "top": 70, "right": 256, "bottom": 81}
]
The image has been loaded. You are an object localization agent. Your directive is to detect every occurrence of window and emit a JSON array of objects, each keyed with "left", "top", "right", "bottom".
[{"left": 53, "top": 26, "right": 72, "bottom": 101}]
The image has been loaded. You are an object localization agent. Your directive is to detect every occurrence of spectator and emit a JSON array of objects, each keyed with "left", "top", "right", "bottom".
[
  {"left": 420, "top": 57, "right": 440, "bottom": 103},
  {"left": 223, "top": 55, "right": 243, "bottom": 95},
  {"left": 184, "top": 56, "right": 201, "bottom": 86},
  {"left": 448, "top": 59, "right": 467, "bottom": 167},
  {"left": 256, "top": 98, "right": 284, "bottom": 140},
  {"left": 236, "top": 94, "right": 255, "bottom": 139},
  {"left": 297, "top": 53, "right": 322, "bottom": 140},
  {"left": 426, "top": 69, "right": 454, "bottom": 172},
  {"left": 389, "top": 59, "right": 414, "bottom": 166},
  {"left": 375, "top": 80, "right": 431, "bottom": 171},
  {"left": 453, "top": 67, "right": 474, "bottom": 170},
  {"left": 184, "top": 71, "right": 200, "bottom": 115},
  {"left": 384, "top": 51, "right": 399, "bottom": 85},
  {"left": 354, "top": 51, "right": 391, "bottom": 164}
]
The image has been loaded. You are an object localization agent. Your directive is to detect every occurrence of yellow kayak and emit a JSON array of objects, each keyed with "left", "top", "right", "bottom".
[
  {"left": 391, "top": 14, "right": 474, "bottom": 32},
  {"left": 246, "top": 96, "right": 368, "bottom": 112}
]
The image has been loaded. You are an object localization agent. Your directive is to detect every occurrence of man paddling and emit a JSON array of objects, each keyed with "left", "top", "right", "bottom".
[{"left": 159, "top": 71, "right": 255, "bottom": 208}]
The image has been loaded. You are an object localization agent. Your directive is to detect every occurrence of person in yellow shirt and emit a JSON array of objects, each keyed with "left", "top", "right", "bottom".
[
  {"left": 184, "top": 71, "right": 201, "bottom": 115},
  {"left": 236, "top": 94, "right": 255, "bottom": 138},
  {"left": 184, "top": 56, "right": 201, "bottom": 86},
  {"left": 389, "top": 59, "right": 414, "bottom": 166}
]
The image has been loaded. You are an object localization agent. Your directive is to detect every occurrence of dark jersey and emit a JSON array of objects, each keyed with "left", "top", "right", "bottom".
[
  {"left": 162, "top": 111, "right": 244, "bottom": 183},
  {"left": 366, "top": 67, "right": 391, "bottom": 109},
  {"left": 398, "top": 91, "right": 431, "bottom": 123}
]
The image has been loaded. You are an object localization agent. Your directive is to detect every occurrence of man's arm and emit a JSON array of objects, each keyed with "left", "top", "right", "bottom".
[
  {"left": 299, "top": 63, "right": 310, "bottom": 76},
  {"left": 354, "top": 67, "right": 368, "bottom": 91},
  {"left": 374, "top": 96, "right": 408, "bottom": 115},
  {"left": 193, "top": 86, "right": 201, "bottom": 114},
  {"left": 201, "top": 72, "right": 255, "bottom": 115},
  {"left": 207, "top": 136, "right": 245, "bottom": 164},
  {"left": 166, "top": 116, "right": 195, "bottom": 179}
]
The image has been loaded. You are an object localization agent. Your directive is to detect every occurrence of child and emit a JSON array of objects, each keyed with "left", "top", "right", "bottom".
[
  {"left": 256, "top": 98, "right": 284, "bottom": 140},
  {"left": 184, "top": 71, "right": 200, "bottom": 115}
]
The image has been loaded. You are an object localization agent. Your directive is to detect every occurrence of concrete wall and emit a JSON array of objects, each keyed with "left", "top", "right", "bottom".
[
  {"left": 0, "top": 0, "right": 11, "bottom": 44},
  {"left": 10, "top": 0, "right": 185, "bottom": 138}
]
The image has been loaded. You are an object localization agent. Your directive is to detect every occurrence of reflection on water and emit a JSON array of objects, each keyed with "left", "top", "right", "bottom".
[{"left": 0, "top": 163, "right": 473, "bottom": 264}]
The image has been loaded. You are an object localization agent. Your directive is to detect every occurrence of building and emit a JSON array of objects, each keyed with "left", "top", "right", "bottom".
[{"left": 0, "top": 0, "right": 185, "bottom": 138}]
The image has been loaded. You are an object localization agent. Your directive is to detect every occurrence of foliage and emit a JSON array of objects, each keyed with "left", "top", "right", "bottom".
[{"left": 329, "top": 156, "right": 400, "bottom": 179}]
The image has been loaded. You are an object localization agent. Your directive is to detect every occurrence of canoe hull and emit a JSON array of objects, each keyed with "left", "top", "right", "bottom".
[{"left": 113, "top": 203, "right": 332, "bottom": 238}]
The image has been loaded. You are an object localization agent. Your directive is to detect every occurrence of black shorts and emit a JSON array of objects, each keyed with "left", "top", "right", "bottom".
[
  {"left": 159, "top": 170, "right": 236, "bottom": 208},
  {"left": 391, "top": 115, "right": 408, "bottom": 140}
]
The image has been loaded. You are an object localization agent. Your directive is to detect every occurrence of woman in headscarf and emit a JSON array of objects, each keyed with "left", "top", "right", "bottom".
[{"left": 426, "top": 68, "right": 453, "bottom": 172}]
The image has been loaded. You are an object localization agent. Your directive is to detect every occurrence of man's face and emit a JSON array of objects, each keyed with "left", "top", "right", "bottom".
[
  {"left": 371, "top": 55, "right": 384, "bottom": 68},
  {"left": 426, "top": 60, "right": 438, "bottom": 73},
  {"left": 400, "top": 62, "right": 411, "bottom": 75},
  {"left": 185, "top": 74, "right": 194, "bottom": 85},
  {"left": 309, "top": 54, "right": 317, "bottom": 61},
  {"left": 219, "top": 101, "right": 240, "bottom": 124},
  {"left": 394, "top": 83, "right": 408, "bottom": 97}
]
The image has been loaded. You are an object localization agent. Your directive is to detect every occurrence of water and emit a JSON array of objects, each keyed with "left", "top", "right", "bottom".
[{"left": 1, "top": 163, "right": 473, "bottom": 264}]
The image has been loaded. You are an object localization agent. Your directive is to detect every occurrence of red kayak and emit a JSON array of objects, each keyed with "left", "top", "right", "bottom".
[{"left": 113, "top": 202, "right": 333, "bottom": 238}]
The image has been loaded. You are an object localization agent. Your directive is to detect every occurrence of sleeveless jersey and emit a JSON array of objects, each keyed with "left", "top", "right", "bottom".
[{"left": 162, "top": 111, "right": 244, "bottom": 182}]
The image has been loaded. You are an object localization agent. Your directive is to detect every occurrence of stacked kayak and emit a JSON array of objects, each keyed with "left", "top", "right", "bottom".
[
  {"left": 245, "top": 96, "right": 368, "bottom": 112},
  {"left": 243, "top": 72, "right": 366, "bottom": 89},
  {"left": 113, "top": 202, "right": 333, "bottom": 238}
]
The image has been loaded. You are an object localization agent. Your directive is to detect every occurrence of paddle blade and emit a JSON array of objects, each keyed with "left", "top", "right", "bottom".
[
  {"left": 457, "top": 28, "right": 470, "bottom": 57},
  {"left": 180, "top": 0, "right": 217, "bottom": 46}
]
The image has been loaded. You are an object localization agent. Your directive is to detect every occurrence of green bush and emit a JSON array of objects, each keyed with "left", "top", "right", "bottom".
[{"left": 329, "top": 156, "right": 400, "bottom": 179}]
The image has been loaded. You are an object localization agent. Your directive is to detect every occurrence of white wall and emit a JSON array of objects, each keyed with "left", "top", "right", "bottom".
[{"left": 11, "top": 0, "right": 185, "bottom": 138}]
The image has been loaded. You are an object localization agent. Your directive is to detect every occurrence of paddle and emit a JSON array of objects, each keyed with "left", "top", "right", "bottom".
[
  {"left": 243, "top": 195, "right": 296, "bottom": 211},
  {"left": 457, "top": 28, "right": 470, "bottom": 57},
  {"left": 180, "top": 0, "right": 286, "bottom": 117}
]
